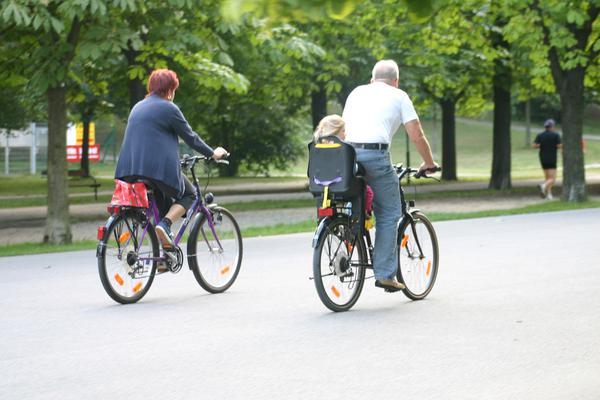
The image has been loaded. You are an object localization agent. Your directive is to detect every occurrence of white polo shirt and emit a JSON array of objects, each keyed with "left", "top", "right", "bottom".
[{"left": 342, "top": 81, "right": 419, "bottom": 144}]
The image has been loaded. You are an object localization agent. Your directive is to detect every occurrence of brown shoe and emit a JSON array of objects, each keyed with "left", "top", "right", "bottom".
[{"left": 375, "top": 279, "right": 405, "bottom": 292}]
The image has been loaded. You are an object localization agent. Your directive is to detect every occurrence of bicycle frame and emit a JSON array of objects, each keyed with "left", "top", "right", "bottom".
[
  {"left": 312, "top": 166, "right": 429, "bottom": 270},
  {"left": 118, "top": 159, "right": 226, "bottom": 264}
]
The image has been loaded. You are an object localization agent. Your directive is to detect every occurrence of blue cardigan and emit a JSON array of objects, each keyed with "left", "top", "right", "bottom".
[{"left": 115, "top": 94, "right": 214, "bottom": 195}]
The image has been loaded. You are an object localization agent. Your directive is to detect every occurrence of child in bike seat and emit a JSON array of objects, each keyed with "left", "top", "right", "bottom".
[{"left": 313, "top": 115, "right": 374, "bottom": 227}]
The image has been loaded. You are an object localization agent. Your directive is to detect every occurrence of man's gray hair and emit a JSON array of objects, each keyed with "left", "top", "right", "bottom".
[{"left": 372, "top": 60, "right": 399, "bottom": 83}]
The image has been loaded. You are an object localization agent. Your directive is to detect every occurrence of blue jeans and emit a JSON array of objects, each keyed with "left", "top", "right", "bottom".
[{"left": 355, "top": 149, "right": 401, "bottom": 280}]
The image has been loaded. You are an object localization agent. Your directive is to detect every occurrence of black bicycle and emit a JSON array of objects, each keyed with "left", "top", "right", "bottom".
[
  {"left": 97, "top": 155, "right": 243, "bottom": 304},
  {"left": 311, "top": 165, "right": 440, "bottom": 312}
]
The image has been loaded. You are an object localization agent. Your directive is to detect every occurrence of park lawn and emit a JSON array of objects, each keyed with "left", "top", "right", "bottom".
[
  {"left": 1, "top": 199, "right": 599, "bottom": 257},
  {"left": 2, "top": 118, "right": 599, "bottom": 202},
  {"left": 275, "top": 118, "right": 600, "bottom": 178},
  {"left": 0, "top": 175, "right": 115, "bottom": 196}
]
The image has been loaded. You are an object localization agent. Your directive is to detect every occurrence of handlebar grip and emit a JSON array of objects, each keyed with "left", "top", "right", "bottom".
[{"left": 414, "top": 166, "right": 441, "bottom": 179}]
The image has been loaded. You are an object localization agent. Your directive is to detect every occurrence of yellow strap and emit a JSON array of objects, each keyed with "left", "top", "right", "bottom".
[
  {"left": 315, "top": 143, "right": 341, "bottom": 149},
  {"left": 322, "top": 186, "right": 331, "bottom": 208}
]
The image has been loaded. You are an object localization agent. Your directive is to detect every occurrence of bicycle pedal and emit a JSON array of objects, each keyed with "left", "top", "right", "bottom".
[{"left": 384, "top": 288, "right": 402, "bottom": 293}]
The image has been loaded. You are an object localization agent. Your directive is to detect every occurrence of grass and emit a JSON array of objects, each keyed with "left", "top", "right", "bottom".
[
  {"left": 0, "top": 241, "right": 99, "bottom": 257},
  {"left": 2, "top": 117, "right": 599, "bottom": 202},
  {"left": 274, "top": 118, "right": 600, "bottom": 178},
  {"left": 2, "top": 199, "right": 598, "bottom": 257}
]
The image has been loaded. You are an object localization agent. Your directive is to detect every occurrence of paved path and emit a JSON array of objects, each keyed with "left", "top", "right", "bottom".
[
  {"left": 1, "top": 176, "right": 599, "bottom": 244},
  {"left": 1, "top": 193, "right": 586, "bottom": 245},
  {"left": 1, "top": 209, "right": 599, "bottom": 399}
]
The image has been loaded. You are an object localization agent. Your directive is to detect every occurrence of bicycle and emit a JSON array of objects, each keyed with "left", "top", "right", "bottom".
[
  {"left": 311, "top": 164, "right": 441, "bottom": 312},
  {"left": 96, "top": 155, "right": 243, "bottom": 304}
]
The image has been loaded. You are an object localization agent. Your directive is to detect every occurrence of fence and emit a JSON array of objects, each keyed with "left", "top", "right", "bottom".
[
  {"left": 0, "top": 123, "right": 122, "bottom": 176},
  {"left": 1, "top": 123, "right": 48, "bottom": 176}
]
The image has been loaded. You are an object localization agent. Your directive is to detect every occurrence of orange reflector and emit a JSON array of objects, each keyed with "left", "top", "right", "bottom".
[
  {"left": 331, "top": 286, "right": 341, "bottom": 298},
  {"left": 426, "top": 260, "right": 431, "bottom": 276},
  {"left": 119, "top": 231, "right": 131, "bottom": 244},
  {"left": 133, "top": 282, "right": 142, "bottom": 293},
  {"left": 220, "top": 266, "right": 230, "bottom": 275},
  {"left": 345, "top": 241, "right": 353, "bottom": 253},
  {"left": 114, "top": 273, "right": 124, "bottom": 286},
  {"left": 401, "top": 234, "right": 409, "bottom": 248}
]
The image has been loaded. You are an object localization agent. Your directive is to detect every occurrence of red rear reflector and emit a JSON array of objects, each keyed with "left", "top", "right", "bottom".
[
  {"left": 107, "top": 205, "right": 121, "bottom": 214},
  {"left": 97, "top": 226, "right": 106, "bottom": 240},
  {"left": 317, "top": 208, "right": 334, "bottom": 217}
]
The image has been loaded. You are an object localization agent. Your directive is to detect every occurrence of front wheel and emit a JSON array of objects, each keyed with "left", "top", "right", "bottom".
[
  {"left": 313, "top": 218, "right": 366, "bottom": 312},
  {"left": 187, "top": 206, "right": 243, "bottom": 293},
  {"left": 397, "top": 212, "right": 439, "bottom": 300},
  {"left": 97, "top": 211, "right": 159, "bottom": 304}
]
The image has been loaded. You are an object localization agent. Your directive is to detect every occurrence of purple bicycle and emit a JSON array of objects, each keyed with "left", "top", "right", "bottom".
[{"left": 96, "top": 155, "right": 243, "bottom": 304}]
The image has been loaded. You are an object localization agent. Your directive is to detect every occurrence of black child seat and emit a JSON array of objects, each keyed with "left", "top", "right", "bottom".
[
  {"left": 307, "top": 136, "right": 366, "bottom": 229},
  {"left": 307, "top": 135, "right": 363, "bottom": 199}
]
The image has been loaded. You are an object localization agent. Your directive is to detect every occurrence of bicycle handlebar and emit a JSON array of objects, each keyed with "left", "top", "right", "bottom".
[
  {"left": 395, "top": 164, "right": 441, "bottom": 180},
  {"left": 414, "top": 166, "right": 442, "bottom": 179},
  {"left": 180, "top": 154, "right": 230, "bottom": 169}
]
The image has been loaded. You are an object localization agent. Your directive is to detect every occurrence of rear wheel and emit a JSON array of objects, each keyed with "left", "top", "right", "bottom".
[
  {"left": 97, "top": 211, "right": 159, "bottom": 304},
  {"left": 397, "top": 212, "right": 439, "bottom": 300},
  {"left": 187, "top": 206, "right": 243, "bottom": 293},
  {"left": 313, "top": 218, "right": 366, "bottom": 312}
]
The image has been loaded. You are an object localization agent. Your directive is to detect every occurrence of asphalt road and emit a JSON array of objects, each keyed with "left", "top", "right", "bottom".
[{"left": 1, "top": 209, "right": 599, "bottom": 399}]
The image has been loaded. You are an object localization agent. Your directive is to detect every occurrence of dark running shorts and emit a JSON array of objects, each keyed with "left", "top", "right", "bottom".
[{"left": 541, "top": 160, "right": 557, "bottom": 170}]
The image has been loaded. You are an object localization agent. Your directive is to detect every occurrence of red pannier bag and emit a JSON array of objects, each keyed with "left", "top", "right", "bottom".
[{"left": 111, "top": 179, "right": 149, "bottom": 208}]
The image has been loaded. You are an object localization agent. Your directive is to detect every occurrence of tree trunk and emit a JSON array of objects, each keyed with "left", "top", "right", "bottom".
[
  {"left": 128, "top": 77, "right": 146, "bottom": 110},
  {"left": 311, "top": 84, "right": 327, "bottom": 130},
  {"left": 44, "top": 86, "right": 72, "bottom": 244},
  {"left": 489, "top": 58, "right": 512, "bottom": 190},
  {"left": 218, "top": 100, "right": 237, "bottom": 177},
  {"left": 124, "top": 46, "right": 146, "bottom": 109},
  {"left": 440, "top": 98, "right": 457, "bottom": 180},
  {"left": 80, "top": 117, "right": 91, "bottom": 177},
  {"left": 558, "top": 68, "right": 587, "bottom": 201}
]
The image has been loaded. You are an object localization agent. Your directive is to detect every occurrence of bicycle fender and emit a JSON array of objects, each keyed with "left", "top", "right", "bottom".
[
  {"left": 397, "top": 209, "right": 421, "bottom": 245},
  {"left": 96, "top": 214, "right": 119, "bottom": 258},
  {"left": 188, "top": 210, "right": 205, "bottom": 236},
  {"left": 312, "top": 217, "right": 331, "bottom": 249}
]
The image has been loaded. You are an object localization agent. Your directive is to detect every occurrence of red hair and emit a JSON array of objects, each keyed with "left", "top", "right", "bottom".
[{"left": 147, "top": 69, "right": 179, "bottom": 98}]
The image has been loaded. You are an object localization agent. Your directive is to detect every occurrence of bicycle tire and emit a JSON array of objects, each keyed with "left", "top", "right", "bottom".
[
  {"left": 187, "top": 206, "right": 243, "bottom": 294},
  {"left": 313, "top": 218, "right": 367, "bottom": 312},
  {"left": 97, "top": 211, "right": 159, "bottom": 304},
  {"left": 397, "top": 211, "right": 439, "bottom": 300}
]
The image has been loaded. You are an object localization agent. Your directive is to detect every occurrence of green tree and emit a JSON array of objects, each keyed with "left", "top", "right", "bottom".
[
  {"left": 179, "top": 18, "right": 325, "bottom": 175},
  {"left": 0, "top": 0, "right": 153, "bottom": 244},
  {"left": 505, "top": 0, "right": 600, "bottom": 201},
  {"left": 386, "top": 3, "right": 494, "bottom": 180},
  {"left": 220, "top": 0, "right": 436, "bottom": 23}
]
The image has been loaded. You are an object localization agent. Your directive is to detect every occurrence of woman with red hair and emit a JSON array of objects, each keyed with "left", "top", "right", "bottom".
[{"left": 116, "top": 69, "right": 228, "bottom": 248}]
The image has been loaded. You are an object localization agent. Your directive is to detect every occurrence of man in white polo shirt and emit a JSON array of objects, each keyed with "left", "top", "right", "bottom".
[{"left": 342, "top": 59, "right": 438, "bottom": 292}]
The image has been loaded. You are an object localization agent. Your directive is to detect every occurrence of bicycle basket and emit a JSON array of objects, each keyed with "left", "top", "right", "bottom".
[
  {"left": 111, "top": 180, "right": 149, "bottom": 208},
  {"left": 307, "top": 136, "right": 361, "bottom": 198}
]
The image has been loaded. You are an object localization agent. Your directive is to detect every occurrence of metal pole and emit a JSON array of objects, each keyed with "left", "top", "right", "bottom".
[
  {"left": 432, "top": 104, "right": 437, "bottom": 157},
  {"left": 30, "top": 122, "right": 37, "bottom": 174},
  {"left": 5, "top": 132, "right": 9, "bottom": 175},
  {"left": 406, "top": 127, "right": 411, "bottom": 184},
  {"left": 525, "top": 99, "right": 531, "bottom": 147}
]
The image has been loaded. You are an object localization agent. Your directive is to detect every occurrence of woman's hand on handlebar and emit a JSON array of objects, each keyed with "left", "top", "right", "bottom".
[{"left": 212, "top": 147, "right": 229, "bottom": 160}]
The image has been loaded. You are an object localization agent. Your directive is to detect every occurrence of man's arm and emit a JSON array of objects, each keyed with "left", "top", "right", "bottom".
[{"left": 404, "top": 119, "right": 437, "bottom": 168}]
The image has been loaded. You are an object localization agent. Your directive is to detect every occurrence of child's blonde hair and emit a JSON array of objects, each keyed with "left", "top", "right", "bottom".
[{"left": 313, "top": 114, "right": 345, "bottom": 142}]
